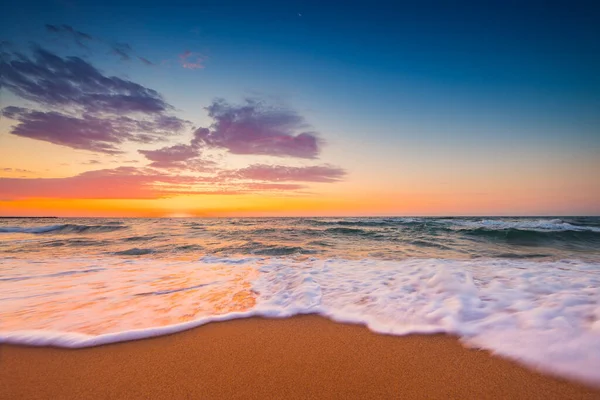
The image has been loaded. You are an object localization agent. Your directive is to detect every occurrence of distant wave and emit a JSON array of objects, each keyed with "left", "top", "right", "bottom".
[
  {"left": 112, "top": 248, "right": 154, "bottom": 256},
  {"left": 123, "top": 235, "right": 163, "bottom": 242},
  {"left": 306, "top": 218, "right": 422, "bottom": 227},
  {"left": 252, "top": 246, "right": 317, "bottom": 256},
  {"left": 450, "top": 219, "right": 600, "bottom": 233},
  {"left": 460, "top": 228, "right": 600, "bottom": 243},
  {"left": 0, "top": 224, "right": 128, "bottom": 234}
]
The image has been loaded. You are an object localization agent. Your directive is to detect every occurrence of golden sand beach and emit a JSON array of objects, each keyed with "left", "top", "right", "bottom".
[{"left": 2, "top": 315, "right": 599, "bottom": 399}]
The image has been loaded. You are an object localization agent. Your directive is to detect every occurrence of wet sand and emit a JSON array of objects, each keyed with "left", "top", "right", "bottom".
[{"left": 1, "top": 315, "right": 599, "bottom": 399}]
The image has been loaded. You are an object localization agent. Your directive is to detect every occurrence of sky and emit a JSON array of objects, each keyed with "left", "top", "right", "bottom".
[{"left": 0, "top": 0, "right": 599, "bottom": 217}]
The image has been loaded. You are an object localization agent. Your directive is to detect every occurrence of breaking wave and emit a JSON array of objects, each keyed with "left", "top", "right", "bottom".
[{"left": 450, "top": 219, "right": 600, "bottom": 233}]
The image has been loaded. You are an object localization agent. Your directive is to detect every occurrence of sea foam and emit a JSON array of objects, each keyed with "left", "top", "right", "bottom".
[{"left": 1, "top": 256, "right": 599, "bottom": 386}]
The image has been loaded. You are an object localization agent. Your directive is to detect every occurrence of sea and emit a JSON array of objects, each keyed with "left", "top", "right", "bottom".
[{"left": 1, "top": 217, "right": 599, "bottom": 385}]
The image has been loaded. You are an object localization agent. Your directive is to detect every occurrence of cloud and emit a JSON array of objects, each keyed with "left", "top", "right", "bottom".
[
  {"left": 138, "top": 142, "right": 217, "bottom": 171},
  {"left": 0, "top": 47, "right": 169, "bottom": 114},
  {"left": 1, "top": 47, "right": 190, "bottom": 153},
  {"left": 45, "top": 23, "right": 154, "bottom": 66},
  {"left": 45, "top": 24, "right": 93, "bottom": 48},
  {"left": 241, "top": 182, "right": 306, "bottom": 191},
  {"left": 0, "top": 167, "right": 206, "bottom": 200},
  {"left": 138, "top": 56, "right": 154, "bottom": 66},
  {"left": 2, "top": 107, "right": 190, "bottom": 154},
  {"left": 139, "top": 144, "right": 197, "bottom": 165},
  {"left": 230, "top": 164, "right": 346, "bottom": 182},
  {"left": 179, "top": 50, "right": 205, "bottom": 69},
  {"left": 1, "top": 168, "right": 33, "bottom": 173},
  {"left": 192, "top": 98, "right": 321, "bottom": 158},
  {"left": 111, "top": 42, "right": 133, "bottom": 61},
  {"left": 0, "top": 167, "right": 307, "bottom": 200}
]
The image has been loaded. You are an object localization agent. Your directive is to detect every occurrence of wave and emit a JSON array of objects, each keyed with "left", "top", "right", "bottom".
[
  {"left": 251, "top": 246, "right": 317, "bottom": 256},
  {"left": 123, "top": 235, "right": 162, "bottom": 242},
  {"left": 1, "top": 256, "right": 600, "bottom": 386},
  {"left": 112, "top": 248, "right": 155, "bottom": 256},
  {"left": 450, "top": 219, "right": 600, "bottom": 233},
  {"left": 0, "top": 267, "right": 106, "bottom": 282},
  {"left": 305, "top": 218, "right": 422, "bottom": 227},
  {"left": 461, "top": 228, "right": 600, "bottom": 242},
  {"left": 0, "top": 224, "right": 128, "bottom": 234},
  {"left": 213, "top": 242, "right": 317, "bottom": 256}
]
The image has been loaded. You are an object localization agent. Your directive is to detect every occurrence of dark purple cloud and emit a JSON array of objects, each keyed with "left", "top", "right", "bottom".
[
  {"left": 0, "top": 47, "right": 169, "bottom": 114},
  {"left": 192, "top": 99, "right": 321, "bottom": 158},
  {"left": 45, "top": 24, "right": 93, "bottom": 48},
  {"left": 229, "top": 164, "right": 346, "bottom": 182},
  {"left": 2, "top": 107, "right": 190, "bottom": 153}
]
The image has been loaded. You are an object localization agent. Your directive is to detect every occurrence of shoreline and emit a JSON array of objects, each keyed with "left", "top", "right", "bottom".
[{"left": 2, "top": 315, "right": 599, "bottom": 399}]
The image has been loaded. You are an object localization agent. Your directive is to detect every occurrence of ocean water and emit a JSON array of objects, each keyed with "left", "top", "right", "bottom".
[{"left": 1, "top": 217, "right": 600, "bottom": 385}]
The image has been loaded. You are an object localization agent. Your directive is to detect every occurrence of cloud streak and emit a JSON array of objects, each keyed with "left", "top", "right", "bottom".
[
  {"left": 110, "top": 42, "right": 133, "bottom": 61},
  {"left": 0, "top": 167, "right": 204, "bottom": 199},
  {"left": 45, "top": 23, "right": 156, "bottom": 66},
  {"left": 230, "top": 164, "right": 346, "bottom": 182},
  {"left": 0, "top": 166, "right": 322, "bottom": 200},
  {"left": 138, "top": 56, "right": 154, "bottom": 66},
  {"left": 45, "top": 24, "right": 93, "bottom": 48},
  {"left": 179, "top": 50, "right": 205, "bottom": 69}
]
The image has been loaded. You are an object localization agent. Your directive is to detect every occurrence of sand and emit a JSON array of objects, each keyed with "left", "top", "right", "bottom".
[{"left": 1, "top": 315, "right": 599, "bottom": 399}]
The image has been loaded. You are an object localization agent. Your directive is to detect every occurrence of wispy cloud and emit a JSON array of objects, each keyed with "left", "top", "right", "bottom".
[
  {"left": 45, "top": 24, "right": 93, "bottom": 48},
  {"left": 229, "top": 164, "right": 346, "bottom": 182},
  {"left": 0, "top": 167, "right": 205, "bottom": 199},
  {"left": 0, "top": 166, "right": 317, "bottom": 200},
  {"left": 110, "top": 42, "right": 133, "bottom": 61},
  {"left": 1, "top": 167, "right": 33, "bottom": 173},
  {"left": 137, "top": 56, "right": 154, "bottom": 66},
  {"left": 179, "top": 50, "right": 205, "bottom": 69},
  {"left": 45, "top": 23, "right": 155, "bottom": 66}
]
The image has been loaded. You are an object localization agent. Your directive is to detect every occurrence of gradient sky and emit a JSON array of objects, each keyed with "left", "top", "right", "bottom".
[{"left": 1, "top": 0, "right": 599, "bottom": 216}]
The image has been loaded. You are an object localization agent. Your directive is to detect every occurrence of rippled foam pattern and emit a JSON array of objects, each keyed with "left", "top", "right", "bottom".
[{"left": 1, "top": 217, "right": 599, "bottom": 386}]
